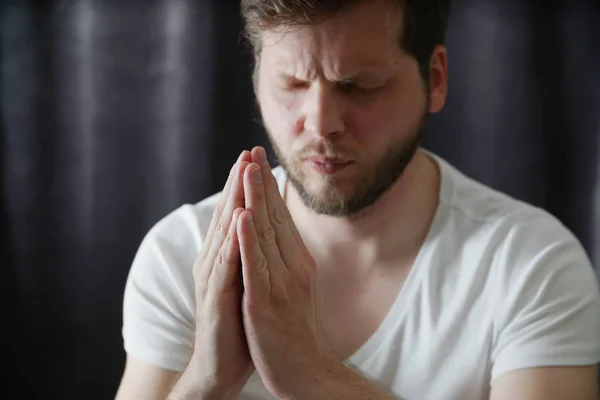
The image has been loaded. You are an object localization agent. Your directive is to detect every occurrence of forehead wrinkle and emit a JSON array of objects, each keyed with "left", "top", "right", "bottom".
[
  {"left": 264, "top": 29, "right": 322, "bottom": 80},
  {"left": 260, "top": 1, "right": 404, "bottom": 82}
]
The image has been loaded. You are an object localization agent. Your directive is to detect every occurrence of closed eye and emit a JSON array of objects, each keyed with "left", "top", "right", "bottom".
[
  {"left": 282, "top": 78, "right": 309, "bottom": 91},
  {"left": 338, "top": 80, "right": 384, "bottom": 94}
]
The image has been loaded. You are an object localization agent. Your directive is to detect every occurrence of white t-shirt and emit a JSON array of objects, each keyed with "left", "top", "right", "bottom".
[{"left": 122, "top": 152, "right": 600, "bottom": 400}]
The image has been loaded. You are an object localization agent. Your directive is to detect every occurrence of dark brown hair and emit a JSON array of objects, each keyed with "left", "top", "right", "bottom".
[{"left": 241, "top": 0, "right": 451, "bottom": 83}]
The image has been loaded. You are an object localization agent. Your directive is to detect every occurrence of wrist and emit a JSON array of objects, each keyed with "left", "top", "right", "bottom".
[
  {"left": 285, "top": 357, "right": 394, "bottom": 400},
  {"left": 169, "top": 378, "right": 238, "bottom": 400},
  {"left": 198, "top": 387, "right": 239, "bottom": 400},
  {"left": 169, "top": 385, "right": 237, "bottom": 400},
  {"left": 281, "top": 353, "right": 343, "bottom": 400}
]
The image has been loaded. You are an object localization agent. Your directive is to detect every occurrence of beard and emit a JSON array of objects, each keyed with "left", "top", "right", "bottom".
[{"left": 267, "top": 113, "right": 428, "bottom": 218}]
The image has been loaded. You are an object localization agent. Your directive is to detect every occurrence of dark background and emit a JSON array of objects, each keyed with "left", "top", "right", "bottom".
[{"left": 1, "top": 0, "right": 599, "bottom": 398}]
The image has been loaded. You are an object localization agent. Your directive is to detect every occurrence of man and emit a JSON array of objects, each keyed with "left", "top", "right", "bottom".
[{"left": 115, "top": 0, "right": 600, "bottom": 399}]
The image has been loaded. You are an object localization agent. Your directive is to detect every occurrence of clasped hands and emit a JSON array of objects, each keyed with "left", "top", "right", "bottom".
[{"left": 189, "top": 147, "right": 330, "bottom": 400}]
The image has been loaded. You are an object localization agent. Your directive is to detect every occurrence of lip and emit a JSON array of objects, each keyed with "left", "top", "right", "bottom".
[
  {"left": 305, "top": 156, "right": 353, "bottom": 164},
  {"left": 304, "top": 157, "right": 354, "bottom": 175}
]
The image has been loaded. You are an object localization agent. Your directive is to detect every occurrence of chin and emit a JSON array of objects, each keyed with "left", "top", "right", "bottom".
[
  {"left": 289, "top": 169, "right": 372, "bottom": 217},
  {"left": 306, "top": 180, "right": 353, "bottom": 202},
  {"left": 269, "top": 121, "right": 426, "bottom": 216}
]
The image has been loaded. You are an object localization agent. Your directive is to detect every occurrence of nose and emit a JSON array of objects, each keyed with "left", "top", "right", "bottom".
[{"left": 302, "top": 82, "right": 345, "bottom": 139}]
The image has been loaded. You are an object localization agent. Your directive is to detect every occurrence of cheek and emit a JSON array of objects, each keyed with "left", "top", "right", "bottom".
[
  {"left": 346, "top": 103, "right": 397, "bottom": 146},
  {"left": 350, "top": 84, "right": 426, "bottom": 146},
  {"left": 260, "top": 89, "right": 303, "bottom": 147}
]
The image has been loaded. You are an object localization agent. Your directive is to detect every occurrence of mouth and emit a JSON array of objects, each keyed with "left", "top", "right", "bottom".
[{"left": 304, "top": 156, "right": 354, "bottom": 175}]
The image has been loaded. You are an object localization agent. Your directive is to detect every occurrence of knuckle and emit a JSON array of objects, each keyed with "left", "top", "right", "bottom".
[
  {"left": 216, "top": 220, "right": 225, "bottom": 235},
  {"left": 216, "top": 201, "right": 224, "bottom": 216},
  {"left": 271, "top": 204, "right": 289, "bottom": 226},
  {"left": 215, "top": 249, "right": 224, "bottom": 266},
  {"left": 259, "top": 223, "right": 276, "bottom": 245},
  {"left": 255, "top": 256, "right": 268, "bottom": 273},
  {"left": 212, "top": 198, "right": 224, "bottom": 217}
]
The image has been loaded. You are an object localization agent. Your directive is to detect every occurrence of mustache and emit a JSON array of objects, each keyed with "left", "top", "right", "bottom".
[{"left": 297, "top": 141, "right": 356, "bottom": 160}]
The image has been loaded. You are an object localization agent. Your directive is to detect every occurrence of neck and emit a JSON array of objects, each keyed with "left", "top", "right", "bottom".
[{"left": 286, "top": 149, "right": 440, "bottom": 269}]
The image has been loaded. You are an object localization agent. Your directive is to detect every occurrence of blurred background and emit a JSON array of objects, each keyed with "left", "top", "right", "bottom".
[{"left": 1, "top": 0, "right": 599, "bottom": 398}]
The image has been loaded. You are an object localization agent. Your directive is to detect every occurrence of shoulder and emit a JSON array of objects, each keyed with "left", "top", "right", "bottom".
[
  {"left": 433, "top": 153, "right": 586, "bottom": 264},
  {"left": 429, "top": 154, "right": 600, "bottom": 374},
  {"left": 130, "top": 193, "right": 220, "bottom": 277},
  {"left": 120, "top": 194, "right": 223, "bottom": 371},
  {"left": 431, "top": 152, "right": 599, "bottom": 318}
]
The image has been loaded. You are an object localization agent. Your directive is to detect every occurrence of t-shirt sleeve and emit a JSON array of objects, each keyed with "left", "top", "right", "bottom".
[
  {"left": 491, "top": 224, "right": 600, "bottom": 381},
  {"left": 122, "top": 203, "right": 213, "bottom": 372}
]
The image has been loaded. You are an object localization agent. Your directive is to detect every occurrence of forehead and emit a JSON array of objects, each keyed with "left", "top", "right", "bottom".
[{"left": 259, "top": 0, "right": 405, "bottom": 75}]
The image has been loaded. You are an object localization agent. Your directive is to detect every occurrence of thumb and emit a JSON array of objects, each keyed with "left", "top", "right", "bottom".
[{"left": 237, "top": 211, "right": 270, "bottom": 305}]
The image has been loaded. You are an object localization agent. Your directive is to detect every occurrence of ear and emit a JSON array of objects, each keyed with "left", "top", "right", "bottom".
[{"left": 428, "top": 45, "right": 448, "bottom": 114}]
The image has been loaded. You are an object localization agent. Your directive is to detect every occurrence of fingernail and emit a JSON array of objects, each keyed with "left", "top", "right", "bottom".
[
  {"left": 237, "top": 150, "right": 247, "bottom": 162},
  {"left": 257, "top": 147, "right": 267, "bottom": 164},
  {"left": 251, "top": 166, "right": 262, "bottom": 182},
  {"left": 245, "top": 214, "right": 254, "bottom": 226}
]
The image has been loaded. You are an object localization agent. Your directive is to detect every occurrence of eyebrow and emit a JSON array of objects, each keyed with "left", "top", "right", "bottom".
[{"left": 275, "top": 69, "right": 390, "bottom": 86}]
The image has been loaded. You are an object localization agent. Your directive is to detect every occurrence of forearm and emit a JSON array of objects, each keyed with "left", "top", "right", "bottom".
[
  {"left": 290, "top": 358, "right": 401, "bottom": 400},
  {"left": 167, "top": 362, "right": 239, "bottom": 400},
  {"left": 166, "top": 366, "right": 210, "bottom": 400}
]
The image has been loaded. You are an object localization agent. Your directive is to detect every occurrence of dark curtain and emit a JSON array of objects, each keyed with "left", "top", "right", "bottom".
[{"left": 1, "top": 0, "right": 598, "bottom": 398}]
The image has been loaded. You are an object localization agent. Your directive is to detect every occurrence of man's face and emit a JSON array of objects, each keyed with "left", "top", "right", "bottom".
[{"left": 256, "top": 0, "right": 430, "bottom": 217}]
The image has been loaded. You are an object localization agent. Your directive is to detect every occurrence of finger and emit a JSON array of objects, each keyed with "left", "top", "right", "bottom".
[
  {"left": 208, "top": 208, "right": 244, "bottom": 295},
  {"left": 251, "top": 146, "right": 306, "bottom": 268},
  {"left": 243, "top": 162, "right": 287, "bottom": 275},
  {"left": 238, "top": 211, "right": 270, "bottom": 304},
  {"left": 194, "top": 159, "right": 239, "bottom": 288},
  {"left": 205, "top": 159, "right": 249, "bottom": 270},
  {"left": 202, "top": 150, "right": 249, "bottom": 257},
  {"left": 199, "top": 159, "right": 248, "bottom": 286},
  {"left": 239, "top": 149, "right": 252, "bottom": 164}
]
